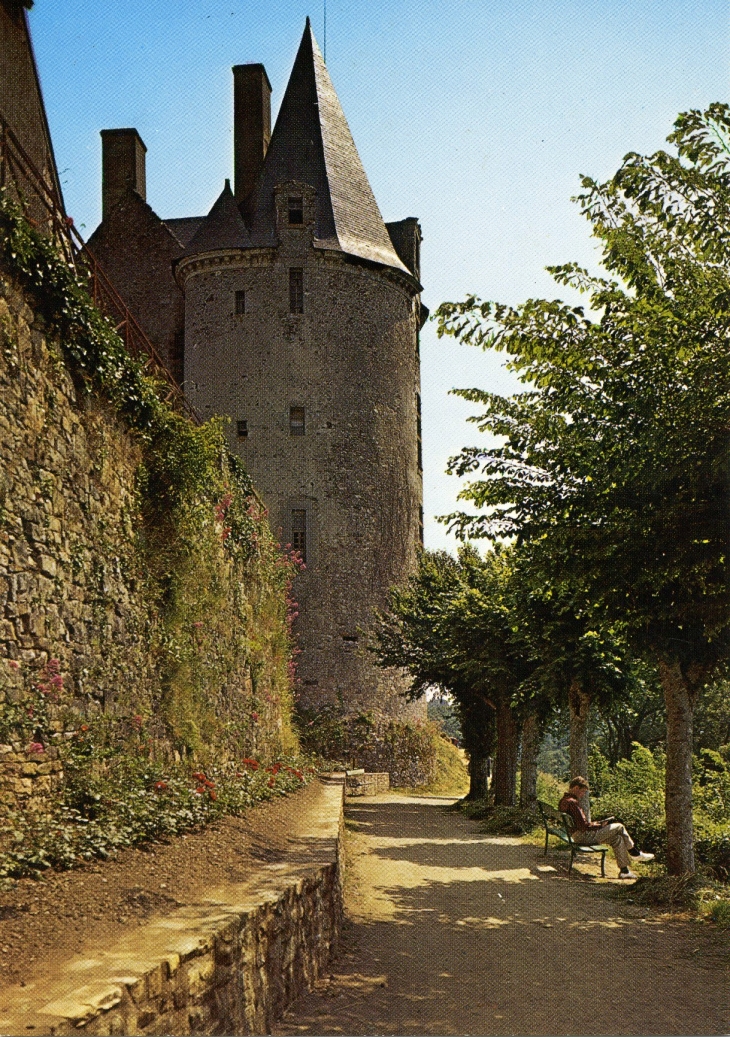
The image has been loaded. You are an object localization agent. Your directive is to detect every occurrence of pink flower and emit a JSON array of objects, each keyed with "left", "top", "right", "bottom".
[
  {"left": 251, "top": 712, "right": 259, "bottom": 722},
  {"left": 27, "top": 742, "right": 44, "bottom": 754},
  {"left": 7, "top": 660, "right": 19, "bottom": 670}
]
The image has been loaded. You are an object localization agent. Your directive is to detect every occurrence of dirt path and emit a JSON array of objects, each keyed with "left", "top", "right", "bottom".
[
  {"left": 273, "top": 793, "right": 730, "bottom": 1036},
  {"left": 0, "top": 781, "right": 326, "bottom": 993}
]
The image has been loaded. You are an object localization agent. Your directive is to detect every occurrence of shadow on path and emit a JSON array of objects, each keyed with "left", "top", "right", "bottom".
[{"left": 273, "top": 794, "right": 730, "bottom": 1036}]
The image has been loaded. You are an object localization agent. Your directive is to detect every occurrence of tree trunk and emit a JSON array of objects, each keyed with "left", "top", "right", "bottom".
[
  {"left": 467, "top": 752, "right": 491, "bottom": 800},
  {"left": 459, "top": 695, "right": 495, "bottom": 801},
  {"left": 658, "top": 658, "right": 696, "bottom": 876},
  {"left": 519, "top": 712, "right": 541, "bottom": 810},
  {"left": 568, "top": 678, "right": 592, "bottom": 819},
  {"left": 494, "top": 695, "right": 520, "bottom": 806}
]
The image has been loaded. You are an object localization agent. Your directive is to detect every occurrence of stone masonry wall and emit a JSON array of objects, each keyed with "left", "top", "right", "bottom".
[
  {"left": 0, "top": 778, "right": 345, "bottom": 1037},
  {"left": 181, "top": 234, "right": 424, "bottom": 722},
  {"left": 0, "top": 269, "right": 156, "bottom": 808},
  {"left": 0, "top": 264, "right": 293, "bottom": 810}
]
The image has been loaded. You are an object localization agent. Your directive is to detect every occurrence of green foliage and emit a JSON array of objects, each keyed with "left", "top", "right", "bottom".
[
  {"left": 0, "top": 192, "right": 164, "bottom": 432},
  {"left": 708, "top": 898, "right": 730, "bottom": 927},
  {"left": 0, "top": 194, "right": 300, "bottom": 764},
  {"left": 591, "top": 743, "right": 730, "bottom": 880},
  {"left": 435, "top": 105, "right": 730, "bottom": 675},
  {"left": 427, "top": 696, "right": 463, "bottom": 743},
  {"left": 370, "top": 546, "right": 528, "bottom": 791},
  {"left": 694, "top": 678, "right": 730, "bottom": 751},
  {"left": 477, "top": 805, "right": 539, "bottom": 835},
  {"left": 393, "top": 735, "right": 469, "bottom": 797},
  {"left": 296, "top": 706, "right": 439, "bottom": 787},
  {"left": 0, "top": 711, "right": 315, "bottom": 884},
  {"left": 536, "top": 769, "right": 565, "bottom": 805},
  {"left": 436, "top": 103, "right": 730, "bottom": 873}
]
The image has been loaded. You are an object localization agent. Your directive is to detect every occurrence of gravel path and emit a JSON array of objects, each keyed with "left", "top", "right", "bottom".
[{"left": 273, "top": 793, "right": 730, "bottom": 1036}]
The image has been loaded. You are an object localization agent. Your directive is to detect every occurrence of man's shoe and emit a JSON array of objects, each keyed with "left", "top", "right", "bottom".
[
  {"left": 634, "top": 851, "right": 654, "bottom": 862},
  {"left": 618, "top": 868, "right": 638, "bottom": 879}
]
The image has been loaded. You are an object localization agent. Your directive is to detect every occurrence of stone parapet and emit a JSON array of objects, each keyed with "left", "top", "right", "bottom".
[
  {"left": 0, "top": 778, "right": 344, "bottom": 1036},
  {"left": 345, "top": 771, "right": 390, "bottom": 797}
]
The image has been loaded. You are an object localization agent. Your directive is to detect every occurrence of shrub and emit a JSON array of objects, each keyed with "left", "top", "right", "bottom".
[
  {"left": 296, "top": 706, "right": 438, "bottom": 786},
  {"left": 0, "top": 717, "right": 316, "bottom": 885},
  {"left": 478, "top": 805, "right": 539, "bottom": 835},
  {"left": 592, "top": 742, "right": 730, "bottom": 880}
]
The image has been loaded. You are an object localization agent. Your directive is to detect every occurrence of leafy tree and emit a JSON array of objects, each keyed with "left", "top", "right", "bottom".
[
  {"left": 427, "top": 696, "right": 463, "bottom": 743},
  {"left": 592, "top": 666, "right": 666, "bottom": 766},
  {"left": 372, "top": 550, "right": 497, "bottom": 800},
  {"left": 693, "top": 677, "right": 730, "bottom": 752},
  {"left": 509, "top": 560, "right": 643, "bottom": 816},
  {"left": 442, "top": 546, "right": 536, "bottom": 805},
  {"left": 436, "top": 104, "right": 730, "bottom": 874}
]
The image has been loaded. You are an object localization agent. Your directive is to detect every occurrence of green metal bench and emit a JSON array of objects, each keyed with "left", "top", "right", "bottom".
[{"left": 537, "top": 799, "right": 609, "bottom": 877}]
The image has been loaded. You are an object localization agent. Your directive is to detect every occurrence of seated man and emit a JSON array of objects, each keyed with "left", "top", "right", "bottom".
[{"left": 558, "top": 775, "right": 654, "bottom": 879}]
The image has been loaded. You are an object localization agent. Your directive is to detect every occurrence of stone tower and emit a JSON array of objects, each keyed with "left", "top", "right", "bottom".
[{"left": 90, "top": 20, "right": 425, "bottom": 719}]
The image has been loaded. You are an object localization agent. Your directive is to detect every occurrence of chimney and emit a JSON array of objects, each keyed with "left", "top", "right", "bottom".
[
  {"left": 100, "top": 128, "right": 147, "bottom": 220},
  {"left": 232, "top": 64, "right": 272, "bottom": 205}
]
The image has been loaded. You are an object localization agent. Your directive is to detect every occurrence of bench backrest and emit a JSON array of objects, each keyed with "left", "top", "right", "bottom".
[
  {"left": 538, "top": 800, "right": 563, "bottom": 826},
  {"left": 560, "top": 810, "right": 579, "bottom": 843}
]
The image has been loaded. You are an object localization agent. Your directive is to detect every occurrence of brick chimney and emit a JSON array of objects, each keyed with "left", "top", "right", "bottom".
[
  {"left": 232, "top": 64, "right": 271, "bottom": 206},
  {"left": 100, "top": 128, "right": 147, "bottom": 219}
]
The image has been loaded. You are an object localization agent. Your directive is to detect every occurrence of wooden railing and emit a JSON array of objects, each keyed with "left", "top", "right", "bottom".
[{"left": 0, "top": 110, "right": 198, "bottom": 422}]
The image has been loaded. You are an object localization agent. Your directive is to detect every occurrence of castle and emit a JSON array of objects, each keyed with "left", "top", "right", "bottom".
[{"left": 89, "top": 19, "right": 425, "bottom": 719}]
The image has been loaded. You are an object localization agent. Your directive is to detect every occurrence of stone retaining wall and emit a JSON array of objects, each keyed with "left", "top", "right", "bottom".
[
  {"left": 0, "top": 778, "right": 344, "bottom": 1036},
  {"left": 346, "top": 771, "right": 390, "bottom": 796}
]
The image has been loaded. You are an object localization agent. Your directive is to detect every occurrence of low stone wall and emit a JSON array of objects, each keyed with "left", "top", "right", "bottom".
[
  {"left": 0, "top": 779, "right": 344, "bottom": 1036},
  {"left": 346, "top": 771, "right": 390, "bottom": 796}
]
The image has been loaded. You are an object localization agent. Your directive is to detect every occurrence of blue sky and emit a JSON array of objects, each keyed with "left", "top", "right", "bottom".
[{"left": 29, "top": 1, "right": 730, "bottom": 551}]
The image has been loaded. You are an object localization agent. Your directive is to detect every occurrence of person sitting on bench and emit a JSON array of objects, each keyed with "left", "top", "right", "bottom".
[{"left": 558, "top": 776, "right": 654, "bottom": 879}]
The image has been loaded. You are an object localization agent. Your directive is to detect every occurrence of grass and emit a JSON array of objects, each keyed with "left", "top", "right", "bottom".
[{"left": 392, "top": 736, "right": 469, "bottom": 797}]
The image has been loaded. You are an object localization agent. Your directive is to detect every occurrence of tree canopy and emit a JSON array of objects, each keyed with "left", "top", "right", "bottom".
[{"left": 435, "top": 103, "right": 730, "bottom": 874}]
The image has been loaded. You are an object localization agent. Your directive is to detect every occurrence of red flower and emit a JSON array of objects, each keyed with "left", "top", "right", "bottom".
[
  {"left": 251, "top": 712, "right": 259, "bottom": 722},
  {"left": 7, "top": 660, "right": 19, "bottom": 670},
  {"left": 209, "top": 789, "right": 217, "bottom": 801},
  {"left": 154, "top": 781, "right": 168, "bottom": 792}
]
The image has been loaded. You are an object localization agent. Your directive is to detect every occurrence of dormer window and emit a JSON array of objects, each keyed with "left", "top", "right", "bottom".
[
  {"left": 288, "top": 196, "right": 304, "bottom": 225},
  {"left": 235, "top": 290, "right": 246, "bottom": 315}
]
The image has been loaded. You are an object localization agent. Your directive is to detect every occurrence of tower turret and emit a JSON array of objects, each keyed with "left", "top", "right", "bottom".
[{"left": 176, "top": 21, "right": 424, "bottom": 718}]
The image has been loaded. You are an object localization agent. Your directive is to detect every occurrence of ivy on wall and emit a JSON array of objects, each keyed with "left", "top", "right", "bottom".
[{"left": 0, "top": 192, "right": 300, "bottom": 763}]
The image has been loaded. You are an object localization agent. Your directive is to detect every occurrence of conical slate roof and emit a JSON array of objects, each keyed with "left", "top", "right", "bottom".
[
  {"left": 248, "top": 19, "right": 409, "bottom": 275},
  {"left": 185, "top": 179, "right": 250, "bottom": 255}
]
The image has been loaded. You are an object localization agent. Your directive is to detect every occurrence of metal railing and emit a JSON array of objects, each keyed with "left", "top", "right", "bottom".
[{"left": 0, "top": 110, "right": 198, "bottom": 422}]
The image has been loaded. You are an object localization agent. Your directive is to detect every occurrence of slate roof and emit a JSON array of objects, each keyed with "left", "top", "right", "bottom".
[
  {"left": 183, "top": 179, "right": 250, "bottom": 255},
  {"left": 247, "top": 19, "right": 409, "bottom": 275},
  {"left": 163, "top": 216, "right": 206, "bottom": 248}
]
